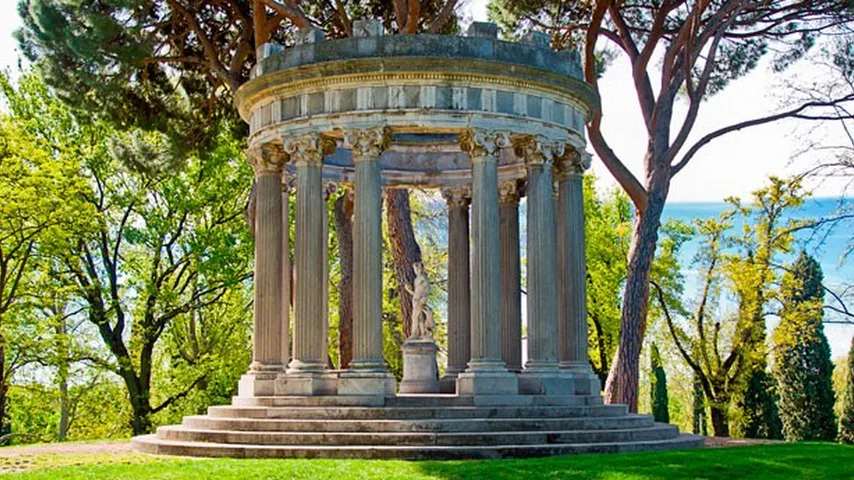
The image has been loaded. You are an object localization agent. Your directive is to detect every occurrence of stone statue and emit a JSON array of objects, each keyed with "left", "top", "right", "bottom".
[{"left": 405, "top": 262, "right": 435, "bottom": 339}]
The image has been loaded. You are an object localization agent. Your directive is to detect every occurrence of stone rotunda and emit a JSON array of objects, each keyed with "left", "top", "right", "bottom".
[{"left": 133, "top": 21, "right": 701, "bottom": 459}]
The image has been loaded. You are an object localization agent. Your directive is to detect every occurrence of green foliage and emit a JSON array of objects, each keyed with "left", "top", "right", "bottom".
[
  {"left": 840, "top": 337, "right": 854, "bottom": 444},
  {"left": 584, "top": 177, "right": 686, "bottom": 383},
  {"left": 733, "top": 370, "right": 783, "bottom": 440},
  {"left": 650, "top": 343, "right": 670, "bottom": 423},
  {"left": 657, "top": 176, "right": 808, "bottom": 437},
  {"left": 773, "top": 251, "right": 837, "bottom": 441}
]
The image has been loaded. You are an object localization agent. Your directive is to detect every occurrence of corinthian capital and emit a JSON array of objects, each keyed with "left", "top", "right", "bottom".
[
  {"left": 459, "top": 128, "right": 510, "bottom": 161},
  {"left": 247, "top": 142, "right": 287, "bottom": 176},
  {"left": 343, "top": 127, "right": 390, "bottom": 160},
  {"left": 283, "top": 133, "right": 336, "bottom": 167},
  {"left": 499, "top": 179, "right": 525, "bottom": 204},
  {"left": 441, "top": 184, "right": 472, "bottom": 209},
  {"left": 555, "top": 148, "right": 592, "bottom": 177},
  {"left": 514, "top": 135, "right": 565, "bottom": 167}
]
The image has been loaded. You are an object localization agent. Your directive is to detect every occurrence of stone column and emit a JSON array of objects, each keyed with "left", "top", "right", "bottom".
[
  {"left": 516, "top": 136, "right": 573, "bottom": 395},
  {"left": 439, "top": 185, "right": 472, "bottom": 393},
  {"left": 239, "top": 143, "right": 285, "bottom": 397},
  {"left": 280, "top": 133, "right": 336, "bottom": 395},
  {"left": 456, "top": 128, "right": 518, "bottom": 397},
  {"left": 499, "top": 180, "right": 523, "bottom": 372},
  {"left": 338, "top": 127, "right": 395, "bottom": 396},
  {"left": 557, "top": 150, "right": 600, "bottom": 395}
]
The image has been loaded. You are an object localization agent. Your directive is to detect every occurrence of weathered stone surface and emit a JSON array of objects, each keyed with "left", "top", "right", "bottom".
[{"left": 399, "top": 339, "right": 440, "bottom": 394}]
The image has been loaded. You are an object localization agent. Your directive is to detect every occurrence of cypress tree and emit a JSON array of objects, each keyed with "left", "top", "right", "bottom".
[
  {"left": 735, "top": 369, "right": 783, "bottom": 439},
  {"left": 773, "top": 251, "right": 837, "bottom": 441},
  {"left": 839, "top": 336, "right": 854, "bottom": 444},
  {"left": 650, "top": 343, "right": 670, "bottom": 423},
  {"left": 693, "top": 374, "right": 708, "bottom": 436}
]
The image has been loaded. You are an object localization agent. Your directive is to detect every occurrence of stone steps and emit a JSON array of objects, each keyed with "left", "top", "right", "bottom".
[
  {"left": 157, "top": 424, "right": 679, "bottom": 446},
  {"left": 135, "top": 394, "right": 701, "bottom": 459},
  {"left": 231, "top": 394, "right": 605, "bottom": 408},
  {"left": 183, "top": 414, "right": 656, "bottom": 433},
  {"left": 206, "top": 404, "right": 629, "bottom": 420},
  {"left": 132, "top": 433, "right": 704, "bottom": 460}
]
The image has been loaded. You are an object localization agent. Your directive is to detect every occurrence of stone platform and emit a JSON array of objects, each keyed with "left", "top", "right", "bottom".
[{"left": 132, "top": 394, "right": 702, "bottom": 459}]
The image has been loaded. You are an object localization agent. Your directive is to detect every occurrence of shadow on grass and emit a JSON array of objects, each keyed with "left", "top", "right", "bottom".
[{"left": 411, "top": 443, "right": 854, "bottom": 480}]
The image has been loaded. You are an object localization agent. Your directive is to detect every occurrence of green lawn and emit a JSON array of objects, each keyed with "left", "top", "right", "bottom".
[{"left": 2, "top": 443, "right": 853, "bottom": 479}]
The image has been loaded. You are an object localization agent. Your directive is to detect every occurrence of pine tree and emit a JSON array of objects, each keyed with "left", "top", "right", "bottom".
[
  {"left": 650, "top": 343, "right": 670, "bottom": 423},
  {"left": 839, "top": 336, "right": 854, "bottom": 444},
  {"left": 773, "top": 252, "right": 837, "bottom": 441},
  {"left": 693, "top": 374, "right": 708, "bottom": 436}
]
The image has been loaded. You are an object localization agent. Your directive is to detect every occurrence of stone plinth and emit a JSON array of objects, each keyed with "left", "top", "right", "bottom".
[{"left": 399, "top": 338, "right": 440, "bottom": 394}]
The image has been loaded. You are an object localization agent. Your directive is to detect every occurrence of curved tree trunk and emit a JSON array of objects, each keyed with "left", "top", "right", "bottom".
[
  {"left": 385, "top": 189, "right": 423, "bottom": 338},
  {"left": 334, "top": 192, "right": 354, "bottom": 369},
  {"left": 604, "top": 171, "right": 668, "bottom": 412}
]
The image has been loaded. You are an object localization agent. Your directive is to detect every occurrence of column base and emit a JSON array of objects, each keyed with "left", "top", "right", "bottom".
[
  {"left": 275, "top": 371, "right": 337, "bottom": 396},
  {"left": 439, "top": 370, "right": 463, "bottom": 394},
  {"left": 238, "top": 371, "right": 279, "bottom": 397},
  {"left": 338, "top": 370, "right": 396, "bottom": 396},
  {"left": 456, "top": 361, "right": 518, "bottom": 396},
  {"left": 518, "top": 368, "right": 575, "bottom": 396},
  {"left": 561, "top": 363, "right": 602, "bottom": 395}
]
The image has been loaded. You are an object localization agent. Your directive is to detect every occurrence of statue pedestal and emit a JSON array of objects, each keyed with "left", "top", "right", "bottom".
[{"left": 399, "top": 338, "right": 440, "bottom": 394}]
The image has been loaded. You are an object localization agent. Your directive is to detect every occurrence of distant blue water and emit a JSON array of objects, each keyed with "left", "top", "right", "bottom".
[{"left": 662, "top": 198, "right": 854, "bottom": 358}]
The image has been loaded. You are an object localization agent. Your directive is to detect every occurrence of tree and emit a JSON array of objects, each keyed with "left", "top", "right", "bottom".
[
  {"left": 491, "top": 0, "right": 854, "bottom": 411},
  {"left": 4, "top": 70, "right": 255, "bottom": 435},
  {"left": 658, "top": 177, "right": 805, "bottom": 436},
  {"left": 734, "top": 369, "right": 783, "bottom": 440},
  {"left": 840, "top": 336, "right": 854, "bottom": 444},
  {"left": 0, "top": 77, "right": 90, "bottom": 437},
  {"left": 774, "top": 251, "right": 837, "bottom": 441},
  {"left": 650, "top": 343, "right": 669, "bottom": 423}
]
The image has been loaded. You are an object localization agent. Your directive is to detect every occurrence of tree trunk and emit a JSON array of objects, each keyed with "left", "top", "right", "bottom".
[
  {"left": 710, "top": 404, "right": 730, "bottom": 437},
  {"left": 604, "top": 171, "right": 669, "bottom": 412},
  {"left": 334, "top": 192, "right": 355, "bottom": 369},
  {"left": 0, "top": 340, "right": 6, "bottom": 437},
  {"left": 57, "top": 319, "right": 69, "bottom": 441},
  {"left": 385, "top": 189, "right": 423, "bottom": 338}
]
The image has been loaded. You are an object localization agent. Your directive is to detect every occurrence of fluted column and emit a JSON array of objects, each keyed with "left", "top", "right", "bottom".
[
  {"left": 499, "top": 180, "right": 523, "bottom": 372},
  {"left": 338, "top": 127, "right": 395, "bottom": 396},
  {"left": 557, "top": 150, "right": 600, "bottom": 395},
  {"left": 456, "top": 128, "right": 518, "bottom": 396},
  {"left": 248, "top": 144, "right": 286, "bottom": 371},
  {"left": 439, "top": 185, "right": 472, "bottom": 392},
  {"left": 238, "top": 143, "right": 286, "bottom": 397},
  {"left": 285, "top": 133, "right": 335, "bottom": 376},
  {"left": 516, "top": 136, "right": 572, "bottom": 395}
]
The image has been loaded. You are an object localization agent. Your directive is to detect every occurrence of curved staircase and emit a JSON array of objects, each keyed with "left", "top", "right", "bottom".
[{"left": 132, "top": 394, "right": 702, "bottom": 459}]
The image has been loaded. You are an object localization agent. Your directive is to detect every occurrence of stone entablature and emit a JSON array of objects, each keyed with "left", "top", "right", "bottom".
[{"left": 235, "top": 28, "right": 598, "bottom": 189}]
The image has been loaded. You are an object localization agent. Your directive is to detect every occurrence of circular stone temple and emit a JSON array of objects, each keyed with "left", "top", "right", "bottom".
[{"left": 133, "top": 21, "right": 701, "bottom": 459}]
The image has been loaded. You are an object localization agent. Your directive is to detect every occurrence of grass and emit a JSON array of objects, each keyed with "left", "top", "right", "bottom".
[{"left": 1, "top": 443, "right": 853, "bottom": 479}]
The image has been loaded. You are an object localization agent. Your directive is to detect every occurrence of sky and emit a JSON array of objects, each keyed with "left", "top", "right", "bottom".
[{"left": 2, "top": 1, "right": 852, "bottom": 355}]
